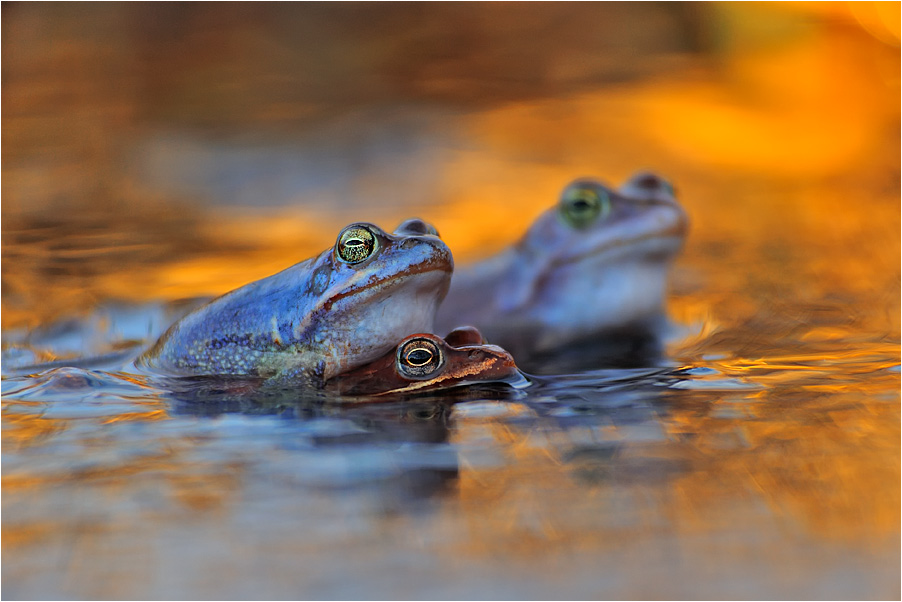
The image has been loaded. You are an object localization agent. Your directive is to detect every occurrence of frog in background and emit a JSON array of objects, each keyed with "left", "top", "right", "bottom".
[{"left": 435, "top": 172, "right": 688, "bottom": 371}]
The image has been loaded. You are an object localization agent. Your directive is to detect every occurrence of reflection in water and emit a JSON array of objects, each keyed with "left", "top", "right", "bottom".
[{"left": 2, "top": 2, "right": 900, "bottom": 600}]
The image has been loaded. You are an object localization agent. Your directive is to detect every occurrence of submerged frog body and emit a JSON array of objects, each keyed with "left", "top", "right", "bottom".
[
  {"left": 435, "top": 172, "right": 688, "bottom": 369},
  {"left": 325, "top": 327, "right": 521, "bottom": 397},
  {"left": 139, "top": 220, "right": 453, "bottom": 385}
]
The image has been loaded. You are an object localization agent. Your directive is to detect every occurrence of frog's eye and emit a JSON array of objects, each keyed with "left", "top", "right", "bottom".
[
  {"left": 559, "top": 185, "right": 611, "bottom": 228},
  {"left": 336, "top": 225, "right": 378, "bottom": 264},
  {"left": 397, "top": 338, "right": 444, "bottom": 379}
]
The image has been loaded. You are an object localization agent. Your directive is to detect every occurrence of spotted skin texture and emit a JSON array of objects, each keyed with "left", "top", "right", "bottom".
[
  {"left": 139, "top": 221, "right": 453, "bottom": 386},
  {"left": 435, "top": 172, "right": 688, "bottom": 368},
  {"left": 325, "top": 329, "right": 520, "bottom": 397}
]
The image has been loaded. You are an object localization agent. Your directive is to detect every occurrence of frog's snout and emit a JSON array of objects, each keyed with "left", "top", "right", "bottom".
[
  {"left": 630, "top": 172, "right": 667, "bottom": 192},
  {"left": 399, "top": 233, "right": 452, "bottom": 260}
]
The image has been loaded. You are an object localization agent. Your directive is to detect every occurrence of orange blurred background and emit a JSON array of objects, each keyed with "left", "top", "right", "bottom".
[
  {"left": 2, "top": 4, "right": 900, "bottom": 599},
  {"left": 3, "top": 2, "right": 898, "bottom": 329}
]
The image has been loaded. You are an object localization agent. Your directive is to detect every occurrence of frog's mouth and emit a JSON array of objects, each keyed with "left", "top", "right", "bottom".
[
  {"left": 555, "top": 201, "right": 688, "bottom": 268},
  {"left": 319, "top": 259, "right": 453, "bottom": 313}
]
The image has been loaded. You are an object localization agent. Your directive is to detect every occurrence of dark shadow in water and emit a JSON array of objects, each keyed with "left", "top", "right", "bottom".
[
  {"left": 162, "top": 375, "right": 465, "bottom": 502},
  {"left": 156, "top": 370, "right": 691, "bottom": 504},
  {"left": 491, "top": 322, "right": 669, "bottom": 375}
]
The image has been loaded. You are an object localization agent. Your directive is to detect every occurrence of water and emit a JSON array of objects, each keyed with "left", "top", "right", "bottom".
[{"left": 3, "top": 3, "right": 900, "bottom": 600}]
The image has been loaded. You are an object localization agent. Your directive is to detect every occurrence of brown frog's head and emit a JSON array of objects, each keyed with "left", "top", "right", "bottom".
[{"left": 326, "top": 328, "right": 521, "bottom": 397}]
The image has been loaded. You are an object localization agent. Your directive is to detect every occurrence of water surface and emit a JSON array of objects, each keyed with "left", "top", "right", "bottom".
[{"left": 2, "top": 3, "right": 899, "bottom": 600}]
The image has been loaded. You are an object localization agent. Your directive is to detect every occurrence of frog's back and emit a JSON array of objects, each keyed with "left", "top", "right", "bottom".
[{"left": 140, "top": 255, "right": 324, "bottom": 378}]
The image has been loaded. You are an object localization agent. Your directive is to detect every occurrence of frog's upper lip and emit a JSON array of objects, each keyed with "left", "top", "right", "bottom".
[
  {"left": 369, "top": 254, "right": 452, "bottom": 288},
  {"left": 378, "top": 235, "right": 454, "bottom": 280}
]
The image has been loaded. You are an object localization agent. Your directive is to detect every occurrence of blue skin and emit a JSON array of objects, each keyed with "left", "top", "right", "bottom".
[
  {"left": 435, "top": 172, "right": 687, "bottom": 366},
  {"left": 139, "top": 220, "right": 452, "bottom": 386}
]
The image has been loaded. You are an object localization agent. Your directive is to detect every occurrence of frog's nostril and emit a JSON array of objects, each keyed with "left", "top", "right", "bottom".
[
  {"left": 634, "top": 174, "right": 662, "bottom": 189},
  {"left": 396, "top": 218, "right": 440, "bottom": 238}
]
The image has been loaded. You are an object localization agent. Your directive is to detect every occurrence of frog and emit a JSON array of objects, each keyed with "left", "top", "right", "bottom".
[
  {"left": 325, "top": 327, "right": 522, "bottom": 397},
  {"left": 435, "top": 171, "right": 688, "bottom": 370},
  {"left": 138, "top": 219, "right": 453, "bottom": 386}
]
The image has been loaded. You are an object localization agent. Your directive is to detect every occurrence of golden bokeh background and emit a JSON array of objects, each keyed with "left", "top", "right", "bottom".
[
  {"left": 4, "top": 2, "right": 898, "bottom": 324},
  {"left": 2, "top": 2, "right": 899, "bottom": 599}
]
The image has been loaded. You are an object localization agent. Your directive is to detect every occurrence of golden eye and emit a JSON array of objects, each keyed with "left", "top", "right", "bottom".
[
  {"left": 397, "top": 338, "right": 444, "bottom": 378},
  {"left": 336, "top": 225, "right": 378, "bottom": 264},
  {"left": 559, "top": 185, "right": 611, "bottom": 228}
]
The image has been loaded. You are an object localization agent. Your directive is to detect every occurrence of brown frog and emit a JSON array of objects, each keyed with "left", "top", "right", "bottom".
[{"left": 325, "top": 327, "right": 522, "bottom": 397}]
